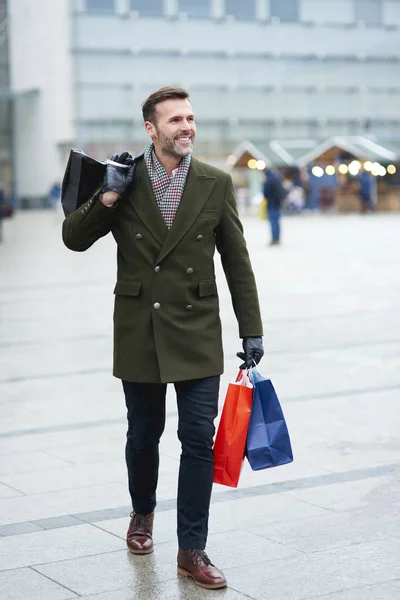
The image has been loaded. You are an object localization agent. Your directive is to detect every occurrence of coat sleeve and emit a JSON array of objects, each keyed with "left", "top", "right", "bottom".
[
  {"left": 215, "top": 175, "right": 263, "bottom": 338},
  {"left": 62, "top": 189, "right": 117, "bottom": 252}
]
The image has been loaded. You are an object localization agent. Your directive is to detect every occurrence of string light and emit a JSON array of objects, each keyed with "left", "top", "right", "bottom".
[
  {"left": 325, "top": 165, "right": 335, "bottom": 175},
  {"left": 312, "top": 166, "right": 324, "bottom": 177},
  {"left": 348, "top": 160, "right": 361, "bottom": 176}
]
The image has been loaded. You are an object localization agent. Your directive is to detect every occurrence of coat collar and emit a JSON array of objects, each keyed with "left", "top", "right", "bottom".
[
  {"left": 131, "top": 156, "right": 216, "bottom": 262},
  {"left": 156, "top": 158, "right": 216, "bottom": 263},
  {"left": 130, "top": 158, "right": 169, "bottom": 246}
]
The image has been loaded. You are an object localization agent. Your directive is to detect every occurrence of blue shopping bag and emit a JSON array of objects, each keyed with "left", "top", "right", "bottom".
[{"left": 246, "top": 368, "right": 293, "bottom": 470}]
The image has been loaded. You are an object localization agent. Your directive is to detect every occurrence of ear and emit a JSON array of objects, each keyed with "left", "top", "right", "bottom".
[{"left": 145, "top": 121, "right": 156, "bottom": 140}]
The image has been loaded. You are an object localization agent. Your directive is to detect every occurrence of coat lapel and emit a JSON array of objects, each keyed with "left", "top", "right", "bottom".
[
  {"left": 156, "top": 159, "right": 216, "bottom": 264},
  {"left": 129, "top": 159, "right": 168, "bottom": 246}
]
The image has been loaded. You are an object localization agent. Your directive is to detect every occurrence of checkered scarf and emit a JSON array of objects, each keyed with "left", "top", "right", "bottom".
[{"left": 144, "top": 144, "right": 191, "bottom": 229}]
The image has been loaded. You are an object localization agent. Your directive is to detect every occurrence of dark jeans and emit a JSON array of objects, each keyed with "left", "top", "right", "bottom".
[
  {"left": 122, "top": 376, "right": 220, "bottom": 550},
  {"left": 268, "top": 207, "right": 281, "bottom": 241}
]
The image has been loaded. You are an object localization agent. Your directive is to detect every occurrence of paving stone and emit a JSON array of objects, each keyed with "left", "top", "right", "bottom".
[
  {"left": 0, "top": 450, "right": 71, "bottom": 476},
  {"left": 34, "top": 515, "right": 85, "bottom": 529},
  {"left": 249, "top": 503, "right": 400, "bottom": 553},
  {"left": 74, "top": 509, "right": 128, "bottom": 524},
  {"left": 0, "top": 482, "right": 24, "bottom": 498},
  {"left": 0, "top": 459, "right": 126, "bottom": 495},
  {"left": 208, "top": 493, "right": 329, "bottom": 535},
  {"left": 0, "top": 482, "right": 128, "bottom": 526},
  {"left": 0, "top": 567, "right": 78, "bottom": 599},
  {"left": 224, "top": 537, "right": 400, "bottom": 600},
  {"left": 0, "top": 521, "right": 44, "bottom": 536},
  {"left": 285, "top": 475, "right": 397, "bottom": 511},
  {"left": 311, "top": 580, "right": 400, "bottom": 600},
  {"left": 34, "top": 550, "right": 177, "bottom": 596},
  {"left": 0, "top": 524, "right": 125, "bottom": 570},
  {"left": 223, "top": 554, "right": 363, "bottom": 600},
  {"left": 82, "top": 578, "right": 253, "bottom": 599},
  {"left": 322, "top": 538, "right": 400, "bottom": 584}
]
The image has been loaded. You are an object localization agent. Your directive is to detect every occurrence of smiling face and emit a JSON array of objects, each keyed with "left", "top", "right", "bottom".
[{"left": 145, "top": 98, "right": 196, "bottom": 160}]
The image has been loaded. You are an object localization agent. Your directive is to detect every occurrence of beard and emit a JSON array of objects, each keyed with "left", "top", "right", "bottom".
[{"left": 154, "top": 126, "right": 194, "bottom": 158}]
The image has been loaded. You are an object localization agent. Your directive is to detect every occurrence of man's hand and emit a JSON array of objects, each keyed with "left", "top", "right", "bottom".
[
  {"left": 236, "top": 337, "right": 264, "bottom": 369},
  {"left": 101, "top": 191, "right": 120, "bottom": 207},
  {"left": 101, "top": 152, "right": 135, "bottom": 202}
]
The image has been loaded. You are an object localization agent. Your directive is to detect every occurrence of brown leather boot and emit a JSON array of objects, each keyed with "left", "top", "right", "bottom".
[
  {"left": 177, "top": 549, "right": 227, "bottom": 589},
  {"left": 126, "top": 512, "right": 154, "bottom": 554}
]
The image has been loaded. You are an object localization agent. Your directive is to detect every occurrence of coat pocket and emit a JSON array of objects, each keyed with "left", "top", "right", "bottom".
[
  {"left": 198, "top": 280, "right": 218, "bottom": 297},
  {"left": 197, "top": 209, "right": 218, "bottom": 220},
  {"left": 113, "top": 280, "right": 142, "bottom": 296}
]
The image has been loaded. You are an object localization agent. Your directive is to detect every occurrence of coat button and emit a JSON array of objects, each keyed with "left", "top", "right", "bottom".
[
  {"left": 185, "top": 304, "right": 193, "bottom": 310},
  {"left": 186, "top": 268, "right": 194, "bottom": 275},
  {"left": 135, "top": 233, "right": 143, "bottom": 240},
  {"left": 196, "top": 234, "right": 203, "bottom": 241},
  {"left": 153, "top": 302, "right": 161, "bottom": 310},
  {"left": 154, "top": 266, "right": 161, "bottom": 273}
]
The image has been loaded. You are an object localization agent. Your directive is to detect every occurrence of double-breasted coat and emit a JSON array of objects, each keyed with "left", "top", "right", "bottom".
[{"left": 62, "top": 156, "right": 263, "bottom": 383}]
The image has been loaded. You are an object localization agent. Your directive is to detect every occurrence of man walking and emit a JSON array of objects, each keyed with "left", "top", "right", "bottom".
[
  {"left": 62, "top": 87, "right": 263, "bottom": 589},
  {"left": 263, "top": 167, "right": 288, "bottom": 245}
]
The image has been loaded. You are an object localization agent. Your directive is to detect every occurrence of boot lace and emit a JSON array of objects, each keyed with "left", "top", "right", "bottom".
[
  {"left": 130, "top": 512, "right": 152, "bottom": 536},
  {"left": 188, "top": 549, "right": 214, "bottom": 567}
]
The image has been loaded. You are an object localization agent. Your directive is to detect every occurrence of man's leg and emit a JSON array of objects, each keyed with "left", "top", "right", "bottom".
[
  {"left": 175, "top": 376, "right": 219, "bottom": 549},
  {"left": 174, "top": 376, "right": 227, "bottom": 589},
  {"left": 275, "top": 208, "right": 281, "bottom": 241},
  {"left": 268, "top": 208, "right": 279, "bottom": 243},
  {"left": 122, "top": 380, "right": 167, "bottom": 553}
]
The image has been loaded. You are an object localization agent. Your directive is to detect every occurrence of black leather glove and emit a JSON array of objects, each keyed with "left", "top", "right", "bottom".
[
  {"left": 101, "top": 152, "right": 135, "bottom": 196},
  {"left": 236, "top": 337, "right": 264, "bottom": 369}
]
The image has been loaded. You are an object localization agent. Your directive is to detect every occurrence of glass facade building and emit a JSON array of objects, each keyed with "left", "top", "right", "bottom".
[
  {"left": 72, "top": 0, "right": 400, "bottom": 161},
  {"left": 6, "top": 0, "right": 400, "bottom": 202}
]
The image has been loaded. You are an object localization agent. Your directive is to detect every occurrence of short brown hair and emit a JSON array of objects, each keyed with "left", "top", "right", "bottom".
[{"left": 142, "top": 86, "right": 190, "bottom": 123}]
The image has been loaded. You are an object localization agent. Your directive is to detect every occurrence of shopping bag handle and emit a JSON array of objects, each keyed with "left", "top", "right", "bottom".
[{"left": 236, "top": 369, "right": 252, "bottom": 387}]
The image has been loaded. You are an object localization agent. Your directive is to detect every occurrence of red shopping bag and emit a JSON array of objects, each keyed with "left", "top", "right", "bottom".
[{"left": 213, "top": 370, "right": 253, "bottom": 488}]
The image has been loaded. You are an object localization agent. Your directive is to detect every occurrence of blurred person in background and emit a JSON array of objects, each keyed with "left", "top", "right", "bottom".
[
  {"left": 263, "top": 167, "right": 288, "bottom": 245},
  {"left": 283, "top": 170, "right": 305, "bottom": 214},
  {"left": 62, "top": 87, "right": 264, "bottom": 590},
  {"left": 300, "top": 169, "right": 312, "bottom": 209},
  {"left": 359, "top": 169, "right": 377, "bottom": 213},
  {"left": 48, "top": 181, "right": 62, "bottom": 214}
]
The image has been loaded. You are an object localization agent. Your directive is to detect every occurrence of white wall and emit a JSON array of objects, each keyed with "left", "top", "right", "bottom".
[{"left": 9, "top": 0, "right": 74, "bottom": 199}]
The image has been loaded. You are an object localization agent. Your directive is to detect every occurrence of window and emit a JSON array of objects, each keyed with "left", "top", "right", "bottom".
[
  {"left": 131, "top": 0, "right": 164, "bottom": 17},
  {"left": 179, "top": 0, "right": 211, "bottom": 18},
  {"left": 86, "top": 0, "right": 114, "bottom": 12},
  {"left": 354, "top": 0, "right": 382, "bottom": 25},
  {"left": 270, "top": 0, "right": 298, "bottom": 22},
  {"left": 225, "top": 0, "right": 256, "bottom": 21}
]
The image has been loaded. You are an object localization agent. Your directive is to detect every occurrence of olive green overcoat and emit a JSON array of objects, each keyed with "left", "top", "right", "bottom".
[{"left": 62, "top": 156, "right": 263, "bottom": 383}]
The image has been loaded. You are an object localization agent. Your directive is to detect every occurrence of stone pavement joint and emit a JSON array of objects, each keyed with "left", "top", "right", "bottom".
[{"left": 0, "top": 461, "right": 398, "bottom": 537}]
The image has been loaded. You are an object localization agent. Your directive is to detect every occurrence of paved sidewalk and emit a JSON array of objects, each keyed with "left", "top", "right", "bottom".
[{"left": 0, "top": 210, "right": 399, "bottom": 600}]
